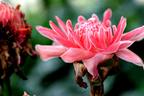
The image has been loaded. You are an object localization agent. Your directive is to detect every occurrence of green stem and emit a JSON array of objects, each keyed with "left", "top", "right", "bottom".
[{"left": 2, "top": 78, "right": 11, "bottom": 96}]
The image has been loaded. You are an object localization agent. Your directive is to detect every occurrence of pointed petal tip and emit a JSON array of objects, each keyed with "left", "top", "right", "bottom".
[
  {"left": 49, "top": 20, "right": 53, "bottom": 24},
  {"left": 35, "top": 45, "right": 48, "bottom": 61},
  {"left": 136, "top": 62, "right": 144, "bottom": 67},
  {"left": 103, "top": 8, "right": 112, "bottom": 24},
  {"left": 66, "top": 19, "right": 73, "bottom": 28},
  {"left": 116, "top": 49, "right": 144, "bottom": 67},
  {"left": 77, "top": 15, "right": 85, "bottom": 22},
  {"left": 136, "top": 62, "right": 144, "bottom": 70},
  {"left": 106, "top": 8, "right": 112, "bottom": 13},
  {"left": 124, "top": 18, "right": 127, "bottom": 22},
  {"left": 91, "top": 13, "right": 99, "bottom": 21},
  {"left": 55, "top": 16, "right": 59, "bottom": 19},
  {"left": 55, "top": 16, "right": 61, "bottom": 21},
  {"left": 142, "top": 64, "right": 144, "bottom": 69},
  {"left": 92, "top": 13, "right": 96, "bottom": 16},
  {"left": 66, "top": 19, "right": 71, "bottom": 23},
  {"left": 36, "top": 45, "right": 67, "bottom": 61},
  {"left": 104, "top": 8, "right": 112, "bottom": 16},
  {"left": 121, "top": 16, "right": 127, "bottom": 21},
  {"left": 35, "top": 44, "right": 40, "bottom": 53},
  {"left": 122, "top": 25, "right": 144, "bottom": 41},
  {"left": 36, "top": 26, "right": 43, "bottom": 31},
  {"left": 35, "top": 44, "right": 40, "bottom": 48}
]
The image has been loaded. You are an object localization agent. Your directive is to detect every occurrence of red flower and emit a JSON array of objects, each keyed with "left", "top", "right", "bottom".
[
  {"left": 0, "top": 2, "right": 31, "bottom": 43},
  {"left": 0, "top": 2, "right": 35, "bottom": 79}
]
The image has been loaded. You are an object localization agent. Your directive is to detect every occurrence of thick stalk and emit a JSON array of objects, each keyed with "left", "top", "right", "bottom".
[
  {"left": 90, "top": 83, "right": 104, "bottom": 96},
  {"left": 73, "top": 57, "right": 119, "bottom": 96},
  {"left": 87, "top": 74, "right": 104, "bottom": 96}
]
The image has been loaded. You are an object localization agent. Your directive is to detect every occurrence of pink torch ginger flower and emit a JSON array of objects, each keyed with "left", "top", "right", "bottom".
[{"left": 36, "top": 9, "right": 144, "bottom": 78}]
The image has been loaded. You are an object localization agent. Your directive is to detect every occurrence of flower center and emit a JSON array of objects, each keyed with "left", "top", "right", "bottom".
[
  {"left": 76, "top": 17, "right": 101, "bottom": 37},
  {"left": 74, "top": 17, "right": 112, "bottom": 51}
]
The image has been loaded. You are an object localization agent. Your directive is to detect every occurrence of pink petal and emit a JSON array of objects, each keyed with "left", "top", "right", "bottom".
[
  {"left": 83, "top": 32, "right": 91, "bottom": 49},
  {"left": 36, "top": 26, "right": 56, "bottom": 40},
  {"left": 50, "top": 20, "right": 77, "bottom": 47},
  {"left": 119, "top": 41, "right": 134, "bottom": 49},
  {"left": 35, "top": 45, "right": 67, "bottom": 61},
  {"left": 83, "top": 53, "right": 113, "bottom": 77},
  {"left": 77, "top": 16, "right": 86, "bottom": 23},
  {"left": 122, "top": 26, "right": 144, "bottom": 41},
  {"left": 61, "top": 48, "right": 94, "bottom": 63},
  {"left": 116, "top": 49, "right": 144, "bottom": 67},
  {"left": 54, "top": 35, "right": 77, "bottom": 47},
  {"left": 55, "top": 16, "right": 67, "bottom": 33},
  {"left": 112, "top": 25, "right": 117, "bottom": 34},
  {"left": 49, "top": 21, "right": 67, "bottom": 38},
  {"left": 52, "top": 21, "right": 78, "bottom": 47},
  {"left": 112, "top": 16, "right": 127, "bottom": 43},
  {"left": 106, "top": 27, "right": 113, "bottom": 45},
  {"left": 66, "top": 20, "right": 74, "bottom": 39},
  {"left": 88, "top": 34, "right": 102, "bottom": 52},
  {"left": 103, "top": 8, "right": 112, "bottom": 22},
  {"left": 66, "top": 20, "right": 83, "bottom": 48},
  {"left": 99, "top": 27, "right": 107, "bottom": 48},
  {"left": 36, "top": 23, "right": 75, "bottom": 47},
  {"left": 103, "top": 8, "right": 112, "bottom": 27},
  {"left": 102, "top": 42, "right": 120, "bottom": 54},
  {"left": 92, "top": 29, "right": 102, "bottom": 48},
  {"left": 92, "top": 14, "right": 99, "bottom": 22}
]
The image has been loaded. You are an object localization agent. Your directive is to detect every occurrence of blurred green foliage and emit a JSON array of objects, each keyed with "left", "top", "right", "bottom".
[{"left": 2, "top": 0, "right": 144, "bottom": 96}]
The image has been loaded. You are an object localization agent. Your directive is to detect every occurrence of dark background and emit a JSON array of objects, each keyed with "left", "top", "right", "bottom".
[{"left": 2, "top": 0, "right": 144, "bottom": 96}]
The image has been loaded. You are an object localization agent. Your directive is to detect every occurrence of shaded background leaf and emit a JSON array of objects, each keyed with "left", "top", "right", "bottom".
[{"left": 1, "top": 0, "right": 144, "bottom": 96}]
